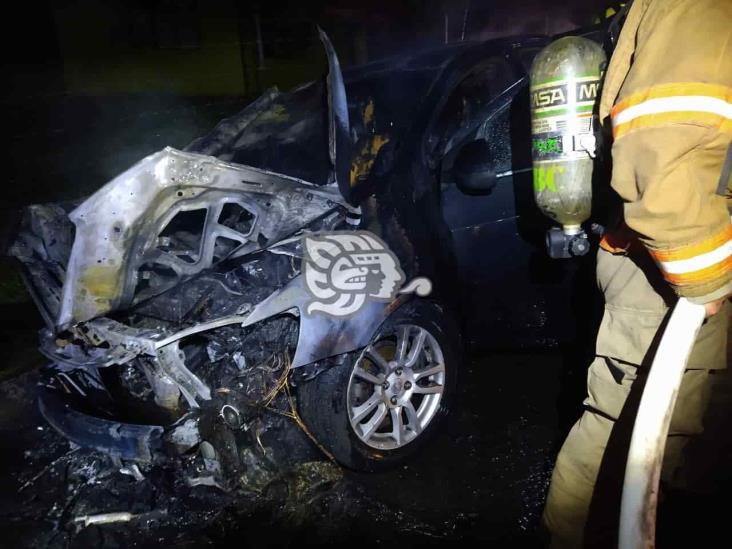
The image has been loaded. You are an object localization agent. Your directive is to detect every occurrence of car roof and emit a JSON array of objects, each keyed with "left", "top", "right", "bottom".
[
  {"left": 191, "top": 27, "right": 602, "bottom": 187},
  {"left": 343, "top": 34, "right": 548, "bottom": 86}
]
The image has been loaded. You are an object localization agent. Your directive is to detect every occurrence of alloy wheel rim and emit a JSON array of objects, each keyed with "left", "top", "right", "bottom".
[{"left": 347, "top": 324, "right": 446, "bottom": 450}]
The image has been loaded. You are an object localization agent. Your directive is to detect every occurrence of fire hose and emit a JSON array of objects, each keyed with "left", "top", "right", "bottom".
[{"left": 618, "top": 298, "right": 707, "bottom": 548}]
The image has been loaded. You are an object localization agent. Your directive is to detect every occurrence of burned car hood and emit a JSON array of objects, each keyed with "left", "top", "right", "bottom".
[
  {"left": 12, "top": 31, "right": 356, "bottom": 330},
  {"left": 56, "top": 147, "right": 347, "bottom": 328}
]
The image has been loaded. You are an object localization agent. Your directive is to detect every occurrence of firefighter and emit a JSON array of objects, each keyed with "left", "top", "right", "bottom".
[{"left": 541, "top": 0, "right": 732, "bottom": 546}]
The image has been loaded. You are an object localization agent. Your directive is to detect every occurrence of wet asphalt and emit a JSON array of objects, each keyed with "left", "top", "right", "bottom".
[{"left": 0, "top": 300, "right": 570, "bottom": 548}]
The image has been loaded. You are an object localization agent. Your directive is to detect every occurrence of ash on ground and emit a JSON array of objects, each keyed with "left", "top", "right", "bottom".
[{"left": 0, "top": 347, "right": 562, "bottom": 547}]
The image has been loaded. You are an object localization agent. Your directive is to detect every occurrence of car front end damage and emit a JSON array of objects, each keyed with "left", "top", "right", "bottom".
[
  {"left": 10, "top": 145, "right": 397, "bottom": 483},
  {"left": 9, "top": 29, "right": 464, "bottom": 482}
]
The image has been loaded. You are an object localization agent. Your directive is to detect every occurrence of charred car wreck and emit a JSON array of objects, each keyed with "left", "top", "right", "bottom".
[{"left": 11, "top": 30, "right": 597, "bottom": 483}]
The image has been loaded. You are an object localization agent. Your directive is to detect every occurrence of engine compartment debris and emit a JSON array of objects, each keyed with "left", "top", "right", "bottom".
[{"left": 1, "top": 354, "right": 559, "bottom": 547}]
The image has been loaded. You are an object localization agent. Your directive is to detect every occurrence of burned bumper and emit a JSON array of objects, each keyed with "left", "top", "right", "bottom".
[{"left": 38, "top": 386, "right": 166, "bottom": 462}]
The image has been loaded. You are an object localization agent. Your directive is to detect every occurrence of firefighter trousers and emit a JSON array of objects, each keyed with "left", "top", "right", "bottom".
[{"left": 542, "top": 247, "right": 732, "bottom": 548}]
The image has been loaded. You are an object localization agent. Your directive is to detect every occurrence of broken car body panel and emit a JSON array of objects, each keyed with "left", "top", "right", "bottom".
[
  {"left": 59, "top": 147, "right": 346, "bottom": 328},
  {"left": 319, "top": 27, "right": 353, "bottom": 204},
  {"left": 38, "top": 388, "right": 165, "bottom": 462}
]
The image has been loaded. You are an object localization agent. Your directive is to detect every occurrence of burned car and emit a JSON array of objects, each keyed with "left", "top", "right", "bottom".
[{"left": 10, "top": 30, "right": 599, "bottom": 478}]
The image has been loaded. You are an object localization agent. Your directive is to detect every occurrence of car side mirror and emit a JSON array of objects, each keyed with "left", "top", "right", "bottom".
[{"left": 452, "top": 140, "right": 498, "bottom": 195}]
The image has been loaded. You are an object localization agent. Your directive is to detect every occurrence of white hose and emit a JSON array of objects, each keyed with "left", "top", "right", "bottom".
[{"left": 619, "top": 297, "right": 706, "bottom": 549}]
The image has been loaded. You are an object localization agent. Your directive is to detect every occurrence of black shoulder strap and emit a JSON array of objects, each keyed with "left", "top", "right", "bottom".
[
  {"left": 717, "top": 141, "right": 732, "bottom": 198},
  {"left": 608, "top": 1, "right": 634, "bottom": 47}
]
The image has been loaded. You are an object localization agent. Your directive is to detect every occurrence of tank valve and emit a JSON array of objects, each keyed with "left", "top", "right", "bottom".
[{"left": 546, "top": 227, "right": 590, "bottom": 259}]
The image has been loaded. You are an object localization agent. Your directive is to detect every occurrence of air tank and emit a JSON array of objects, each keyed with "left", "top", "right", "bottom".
[{"left": 530, "top": 36, "right": 606, "bottom": 238}]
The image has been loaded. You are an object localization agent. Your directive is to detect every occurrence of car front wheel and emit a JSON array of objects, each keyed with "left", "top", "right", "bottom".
[{"left": 297, "top": 301, "right": 459, "bottom": 471}]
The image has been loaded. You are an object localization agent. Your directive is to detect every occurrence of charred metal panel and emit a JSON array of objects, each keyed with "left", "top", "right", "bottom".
[
  {"left": 38, "top": 387, "right": 164, "bottom": 462},
  {"left": 185, "top": 88, "right": 280, "bottom": 157},
  {"left": 293, "top": 298, "right": 390, "bottom": 367},
  {"left": 9, "top": 203, "right": 76, "bottom": 327},
  {"left": 77, "top": 273, "right": 393, "bottom": 370},
  {"left": 319, "top": 28, "right": 353, "bottom": 204},
  {"left": 58, "top": 148, "right": 345, "bottom": 328},
  {"left": 38, "top": 327, "right": 138, "bottom": 370},
  {"left": 155, "top": 342, "right": 211, "bottom": 407}
]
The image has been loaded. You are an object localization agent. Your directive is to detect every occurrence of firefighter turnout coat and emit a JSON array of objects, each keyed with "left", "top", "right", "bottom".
[{"left": 598, "top": 0, "right": 732, "bottom": 304}]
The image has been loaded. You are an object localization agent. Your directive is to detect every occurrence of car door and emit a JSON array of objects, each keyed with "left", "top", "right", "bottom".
[{"left": 435, "top": 61, "right": 586, "bottom": 349}]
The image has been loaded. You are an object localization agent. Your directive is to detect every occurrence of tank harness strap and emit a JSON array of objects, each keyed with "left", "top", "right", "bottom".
[{"left": 716, "top": 140, "right": 732, "bottom": 201}]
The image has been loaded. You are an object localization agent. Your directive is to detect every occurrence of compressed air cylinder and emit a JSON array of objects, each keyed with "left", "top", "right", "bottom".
[{"left": 530, "top": 36, "right": 606, "bottom": 235}]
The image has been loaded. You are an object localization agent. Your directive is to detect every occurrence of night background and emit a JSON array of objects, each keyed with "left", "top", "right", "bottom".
[
  {"left": 0, "top": 0, "right": 610, "bottom": 367},
  {"left": 0, "top": 1, "right": 643, "bottom": 548},
  {"left": 3, "top": 0, "right": 608, "bottom": 211}
]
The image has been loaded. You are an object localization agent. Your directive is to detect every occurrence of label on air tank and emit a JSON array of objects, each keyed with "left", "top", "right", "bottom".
[{"left": 530, "top": 76, "right": 600, "bottom": 160}]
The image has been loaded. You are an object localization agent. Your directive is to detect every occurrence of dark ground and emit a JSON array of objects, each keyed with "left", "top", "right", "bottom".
[{"left": 0, "top": 297, "right": 568, "bottom": 548}]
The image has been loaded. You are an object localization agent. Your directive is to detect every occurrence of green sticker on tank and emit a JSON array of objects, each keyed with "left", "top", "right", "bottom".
[
  {"left": 533, "top": 136, "right": 563, "bottom": 156},
  {"left": 533, "top": 164, "right": 566, "bottom": 193}
]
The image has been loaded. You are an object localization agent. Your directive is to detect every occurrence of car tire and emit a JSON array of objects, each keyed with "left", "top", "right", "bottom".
[{"left": 297, "top": 300, "right": 460, "bottom": 471}]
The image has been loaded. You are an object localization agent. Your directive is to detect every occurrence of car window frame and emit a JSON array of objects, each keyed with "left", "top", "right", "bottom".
[
  {"left": 436, "top": 76, "right": 532, "bottom": 189},
  {"left": 423, "top": 55, "right": 519, "bottom": 157}
]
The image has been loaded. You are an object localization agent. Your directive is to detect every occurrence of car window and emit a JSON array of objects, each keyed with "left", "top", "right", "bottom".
[
  {"left": 426, "top": 57, "right": 516, "bottom": 158},
  {"left": 438, "top": 103, "right": 511, "bottom": 189},
  {"left": 514, "top": 47, "right": 543, "bottom": 74},
  {"left": 440, "top": 82, "right": 532, "bottom": 189},
  {"left": 475, "top": 104, "right": 512, "bottom": 174}
]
